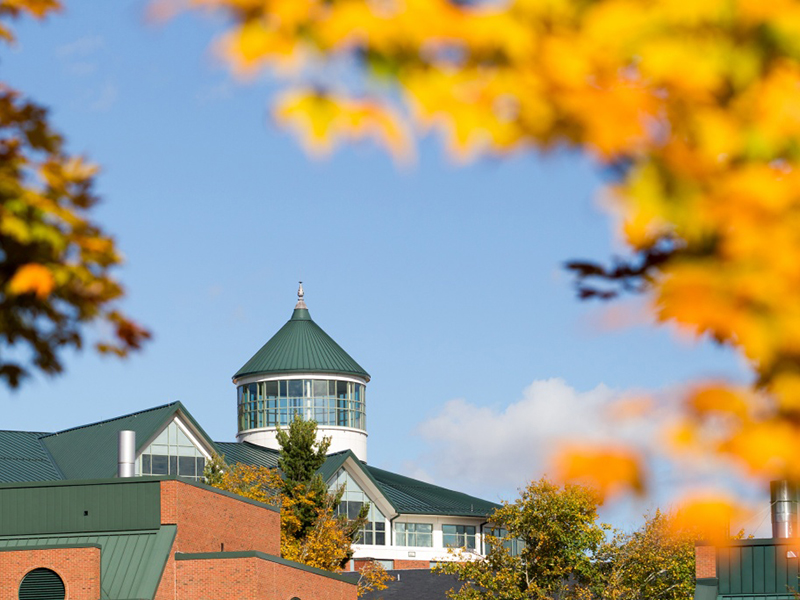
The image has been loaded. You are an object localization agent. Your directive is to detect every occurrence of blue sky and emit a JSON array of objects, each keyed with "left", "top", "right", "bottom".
[{"left": 1, "top": 1, "right": 758, "bottom": 529}]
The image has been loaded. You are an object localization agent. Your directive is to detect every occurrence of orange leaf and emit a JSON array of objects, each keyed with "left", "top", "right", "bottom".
[
  {"left": 7, "top": 263, "right": 55, "bottom": 299},
  {"left": 554, "top": 445, "right": 645, "bottom": 499}
]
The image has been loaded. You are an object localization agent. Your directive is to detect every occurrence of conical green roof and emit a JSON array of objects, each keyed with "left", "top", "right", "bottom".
[{"left": 234, "top": 305, "right": 370, "bottom": 381}]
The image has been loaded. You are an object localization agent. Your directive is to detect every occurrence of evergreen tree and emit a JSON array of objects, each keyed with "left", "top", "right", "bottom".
[{"left": 276, "top": 415, "right": 333, "bottom": 540}]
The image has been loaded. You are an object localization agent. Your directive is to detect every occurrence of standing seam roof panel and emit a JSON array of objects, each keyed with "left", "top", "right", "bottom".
[{"left": 234, "top": 308, "right": 369, "bottom": 380}]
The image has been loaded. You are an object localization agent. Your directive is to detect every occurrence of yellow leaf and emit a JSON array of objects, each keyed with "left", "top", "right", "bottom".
[{"left": 7, "top": 263, "right": 55, "bottom": 299}]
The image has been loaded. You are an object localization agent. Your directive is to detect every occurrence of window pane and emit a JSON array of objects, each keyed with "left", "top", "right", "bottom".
[
  {"left": 179, "top": 456, "right": 196, "bottom": 476},
  {"left": 279, "top": 380, "right": 287, "bottom": 396},
  {"left": 314, "top": 380, "right": 327, "bottom": 397},
  {"left": 142, "top": 454, "right": 152, "bottom": 474},
  {"left": 347, "top": 501, "right": 363, "bottom": 520},
  {"left": 265, "top": 380, "right": 278, "bottom": 397},
  {"left": 151, "top": 455, "right": 168, "bottom": 474},
  {"left": 169, "top": 456, "right": 177, "bottom": 475},
  {"left": 288, "top": 379, "right": 303, "bottom": 397}
]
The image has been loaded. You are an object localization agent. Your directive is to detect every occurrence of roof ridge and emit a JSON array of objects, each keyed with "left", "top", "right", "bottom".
[
  {"left": 41, "top": 402, "right": 181, "bottom": 438},
  {"left": 0, "top": 430, "right": 52, "bottom": 435}
]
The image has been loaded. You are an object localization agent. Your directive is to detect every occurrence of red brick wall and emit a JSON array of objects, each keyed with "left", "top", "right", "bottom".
[
  {"left": 353, "top": 558, "right": 429, "bottom": 571},
  {"left": 160, "top": 480, "right": 280, "bottom": 555},
  {"left": 0, "top": 547, "right": 100, "bottom": 600},
  {"left": 176, "top": 556, "right": 356, "bottom": 600},
  {"left": 154, "top": 551, "right": 176, "bottom": 600},
  {"left": 696, "top": 545, "right": 716, "bottom": 578},
  {"left": 393, "top": 559, "right": 430, "bottom": 570}
]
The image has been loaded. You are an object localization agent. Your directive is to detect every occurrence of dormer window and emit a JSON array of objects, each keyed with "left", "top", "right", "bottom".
[{"left": 138, "top": 420, "right": 206, "bottom": 481}]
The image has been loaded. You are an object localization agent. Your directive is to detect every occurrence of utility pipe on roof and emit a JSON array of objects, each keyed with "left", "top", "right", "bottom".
[
  {"left": 118, "top": 430, "right": 136, "bottom": 478},
  {"left": 770, "top": 480, "right": 798, "bottom": 539}
]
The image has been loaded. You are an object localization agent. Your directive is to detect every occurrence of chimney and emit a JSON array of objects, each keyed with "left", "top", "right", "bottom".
[
  {"left": 118, "top": 430, "right": 136, "bottom": 478},
  {"left": 771, "top": 480, "right": 798, "bottom": 538}
]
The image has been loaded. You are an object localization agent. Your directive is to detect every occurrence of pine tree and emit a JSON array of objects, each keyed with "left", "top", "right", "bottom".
[{"left": 276, "top": 415, "right": 333, "bottom": 540}]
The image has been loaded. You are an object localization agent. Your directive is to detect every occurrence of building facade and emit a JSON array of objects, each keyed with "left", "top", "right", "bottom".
[
  {"left": 229, "top": 285, "right": 499, "bottom": 568},
  {"left": 0, "top": 476, "right": 355, "bottom": 600},
  {"left": 0, "top": 285, "right": 500, "bottom": 577}
]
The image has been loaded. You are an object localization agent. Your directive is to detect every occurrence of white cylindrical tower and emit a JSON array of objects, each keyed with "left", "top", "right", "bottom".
[{"left": 233, "top": 284, "right": 370, "bottom": 461}]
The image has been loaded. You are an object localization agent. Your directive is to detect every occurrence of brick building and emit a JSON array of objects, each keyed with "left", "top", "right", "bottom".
[
  {"left": 0, "top": 477, "right": 354, "bottom": 600},
  {"left": 0, "top": 286, "right": 502, "bottom": 596}
]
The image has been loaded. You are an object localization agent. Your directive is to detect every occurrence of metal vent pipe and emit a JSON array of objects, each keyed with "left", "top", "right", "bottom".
[
  {"left": 770, "top": 480, "right": 798, "bottom": 539},
  {"left": 118, "top": 430, "right": 136, "bottom": 478}
]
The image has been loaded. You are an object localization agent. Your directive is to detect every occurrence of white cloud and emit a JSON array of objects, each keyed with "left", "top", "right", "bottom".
[
  {"left": 56, "top": 36, "right": 104, "bottom": 59},
  {"left": 89, "top": 82, "right": 118, "bottom": 112},
  {"left": 413, "top": 379, "right": 626, "bottom": 493},
  {"left": 408, "top": 378, "right": 767, "bottom": 524}
]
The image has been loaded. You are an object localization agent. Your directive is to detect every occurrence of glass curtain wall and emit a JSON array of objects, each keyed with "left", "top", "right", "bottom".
[
  {"left": 238, "top": 379, "right": 366, "bottom": 432},
  {"left": 138, "top": 420, "right": 206, "bottom": 481},
  {"left": 329, "top": 468, "right": 386, "bottom": 545}
]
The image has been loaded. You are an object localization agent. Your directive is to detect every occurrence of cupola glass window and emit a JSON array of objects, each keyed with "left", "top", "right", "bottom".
[
  {"left": 329, "top": 468, "right": 385, "bottom": 545},
  {"left": 138, "top": 420, "right": 206, "bottom": 481},
  {"left": 238, "top": 379, "right": 366, "bottom": 432}
]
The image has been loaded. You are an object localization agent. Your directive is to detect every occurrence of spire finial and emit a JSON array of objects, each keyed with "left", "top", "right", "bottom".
[{"left": 295, "top": 281, "right": 307, "bottom": 309}]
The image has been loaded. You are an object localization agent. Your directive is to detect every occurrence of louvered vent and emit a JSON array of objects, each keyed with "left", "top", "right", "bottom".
[{"left": 18, "top": 568, "right": 65, "bottom": 600}]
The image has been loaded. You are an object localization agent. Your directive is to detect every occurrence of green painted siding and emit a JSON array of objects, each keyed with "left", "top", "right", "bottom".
[
  {"left": 0, "top": 481, "right": 160, "bottom": 535},
  {"left": 717, "top": 540, "right": 800, "bottom": 600}
]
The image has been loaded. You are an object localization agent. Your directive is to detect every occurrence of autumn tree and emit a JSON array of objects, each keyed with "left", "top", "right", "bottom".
[
  {"left": 0, "top": 1, "right": 149, "bottom": 388},
  {"left": 598, "top": 510, "right": 697, "bottom": 600},
  {"left": 276, "top": 415, "right": 333, "bottom": 540},
  {"left": 183, "top": 0, "right": 800, "bottom": 513},
  {"left": 203, "top": 452, "right": 280, "bottom": 505},
  {"left": 436, "top": 478, "right": 607, "bottom": 600},
  {"left": 205, "top": 425, "right": 389, "bottom": 596}
]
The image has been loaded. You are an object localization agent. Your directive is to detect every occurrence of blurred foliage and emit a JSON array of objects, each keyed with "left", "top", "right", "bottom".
[
  {"left": 185, "top": 0, "right": 800, "bottom": 517},
  {"left": 0, "top": 1, "right": 149, "bottom": 388}
]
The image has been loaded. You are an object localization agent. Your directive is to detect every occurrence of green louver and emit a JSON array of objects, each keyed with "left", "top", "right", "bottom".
[
  {"left": 234, "top": 307, "right": 369, "bottom": 381},
  {"left": 19, "top": 568, "right": 65, "bottom": 600}
]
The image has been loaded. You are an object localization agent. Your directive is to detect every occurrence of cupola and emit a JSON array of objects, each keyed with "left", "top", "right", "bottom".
[{"left": 233, "top": 284, "right": 371, "bottom": 461}]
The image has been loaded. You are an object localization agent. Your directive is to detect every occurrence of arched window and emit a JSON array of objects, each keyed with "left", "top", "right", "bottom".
[{"left": 19, "top": 568, "right": 65, "bottom": 600}]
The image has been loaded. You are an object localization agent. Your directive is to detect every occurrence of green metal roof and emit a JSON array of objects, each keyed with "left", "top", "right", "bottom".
[
  {"left": 234, "top": 307, "right": 370, "bottom": 381},
  {"left": 39, "top": 402, "right": 213, "bottom": 481},
  {"left": 318, "top": 450, "right": 352, "bottom": 484},
  {"left": 365, "top": 464, "right": 500, "bottom": 517},
  {"left": 0, "top": 431, "right": 61, "bottom": 483},
  {"left": 0, "top": 525, "right": 176, "bottom": 600},
  {"left": 317, "top": 450, "right": 499, "bottom": 518},
  {"left": 215, "top": 442, "right": 280, "bottom": 469}
]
